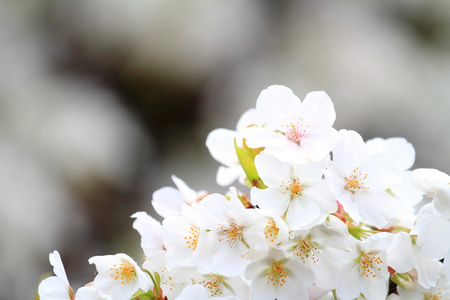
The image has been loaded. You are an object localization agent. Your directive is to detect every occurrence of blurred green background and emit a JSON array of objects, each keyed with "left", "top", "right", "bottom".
[{"left": 1, "top": 0, "right": 450, "bottom": 298}]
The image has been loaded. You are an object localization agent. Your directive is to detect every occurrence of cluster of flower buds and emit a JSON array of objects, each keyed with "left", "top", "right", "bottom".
[{"left": 38, "top": 85, "right": 450, "bottom": 300}]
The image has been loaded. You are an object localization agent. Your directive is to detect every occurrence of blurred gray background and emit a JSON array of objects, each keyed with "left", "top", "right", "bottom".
[{"left": 1, "top": 0, "right": 449, "bottom": 298}]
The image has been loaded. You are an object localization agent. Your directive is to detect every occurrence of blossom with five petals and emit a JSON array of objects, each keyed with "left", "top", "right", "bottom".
[
  {"left": 88, "top": 253, "right": 152, "bottom": 300},
  {"left": 242, "top": 85, "right": 338, "bottom": 164},
  {"left": 251, "top": 153, "right": 336, "bottom": 230},
  {"left": 325, "top": 130, "right": 402, "bottom": 229}
]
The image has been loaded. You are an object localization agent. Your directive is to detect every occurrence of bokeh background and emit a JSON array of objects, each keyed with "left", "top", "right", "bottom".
[{"left": 1, "top": 0, "right": 450, "bottom": 298}]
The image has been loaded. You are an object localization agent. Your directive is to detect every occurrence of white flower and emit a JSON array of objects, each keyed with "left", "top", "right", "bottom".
[
  {"left": 257, "top": 208, "right": 290, "bottom": 249},
  {"left": 88, "top": 253, "right": 152, "bottom": 300},
  {"left": 242, "top": 85, "right": 338, "bottom": 164},
  {"left": 412, "top": 202, "right": 450, "bottom": 282},
  {"left": 192, "top": 272, "right": 250, "bottom": 299},
  {"left": 142, "top": 251, "right": 189, "bottom": 300},
  {"left": 325, "top": 130, "right": 402, "bottom": 229},
  {"left": 152, "top": 175, "right": 207, "bottom": 218},
  {"left": 285, "top": 216, "right": 354, "bottom": 290},
  {"left": 245, "top": 248, "right": 314, "bottom": 300},
  {"left": 251, "top": 153, "right": 336, "bottom": 230},
  {"left": 366, "top": 137, "right": 422, "bottom": 226},
  {"left": 38, "top": 250, "right": 73, "bottom": 300},
  {"left": 336, "top": 232, "right": 393, "bottom": 300},
  {"left": 192, "top": 187, "right": 267, "bottom": 277},
  {"left": 387, "top": 231, "right": 442, "bottom": 289},
  {"left": 162, "top": 204, "right": 206, "bottom": 268}
]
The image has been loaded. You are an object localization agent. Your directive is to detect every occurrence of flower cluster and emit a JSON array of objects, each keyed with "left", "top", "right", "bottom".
[{"left": 38, "top": 85, "right": 450, "bottom": 300}]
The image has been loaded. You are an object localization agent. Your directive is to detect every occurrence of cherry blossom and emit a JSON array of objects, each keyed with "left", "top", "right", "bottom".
[
  {"left": 242, "top": 85, "right": 338, "bottom": 164},
  {"left": 251, "top": 152, "right": 336, "bottom": 230},
  {"left": 245, "top": 248, "right": 314, "bottom": 300},
  {"left": 88, "top": 253, "right": 152, "bottom": 300},
  {"left": 325, "top": 130, "right": 402, "bottom": 229}
]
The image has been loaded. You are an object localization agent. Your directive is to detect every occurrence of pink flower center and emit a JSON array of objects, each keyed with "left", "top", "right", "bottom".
[{"left": 281, "top": 117, "right": 309, "bottom": 146}]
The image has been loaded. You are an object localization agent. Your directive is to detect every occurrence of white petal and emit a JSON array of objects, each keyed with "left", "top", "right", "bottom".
[
  {"left": 386, "top": 232, "right": 415, "bottom": 273},
  {"left": 152, "top": 186, "right": 183, "bottom": 217},
  {"left": 49, "top": 250, "right": 69, "bottom": 286},
  {"left": 38, "top": 276, "right": 70, "bottom": 300},
  {"left": 301, "top": 91, "right": 336, "bottom": 128},
  {"left": 411, "top": 168, "right": 450, "bottom": 197},
  {"left": 175, "top": 285, "right": 208, "bottom": 300},
  {"left": 256, "top": 85, "right": 302, "bottom": 129},
  {"left": 206, "top": 128, "right": 238, "bottom": 166},
  {"left": 433, "top": 184, "right": 450, "bottom": 220}
]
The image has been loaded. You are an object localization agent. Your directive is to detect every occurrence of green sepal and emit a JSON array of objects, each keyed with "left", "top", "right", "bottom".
[
  {"left": 153, "top": 272, "right": 161, "bottom": 290},
  {"left": 391, "top": 272, "right": 415, "bottom": 291},
  {"left": 347, "top": 225, "right": 375, "bottom": 240},
  {"left": 131, "top": 289, "right": 156, "bottom": 300},
  {"left": 234, "top": 138, "right": 266, "bottom": 190}
]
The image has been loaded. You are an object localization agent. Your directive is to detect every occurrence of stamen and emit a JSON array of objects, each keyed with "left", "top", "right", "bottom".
[
  {"left": 292, "top": 237, "right": 319, "bottom": 264},
  {"left": 109, "top": 263, "right": 136, "bottom": 284},
  {"left": 281, "top": 117, "right": 309, "bottom": 146},
  {"left": 345, "top": 167, "right": 369, "bottom": 193},
  {"left": 200, "top": 274, "right": 224, "bottom": 297},
  {"left": 266, "top": 262, "right": 288, "bottom": 287},
  {"left": 218, "top": 218, "right": 243, "bottom": 248},
  {"left": 359, "top": 253, "right": 382, "bottom": 278},
  {"left": 280, "top": 178, "right": 304, "bottom": 199},
  {"left": 183, "top": 226, "right": 200, "bottom": 250},
  {"left": 264, "top": 219, "right": 280, "bottom": 244}
]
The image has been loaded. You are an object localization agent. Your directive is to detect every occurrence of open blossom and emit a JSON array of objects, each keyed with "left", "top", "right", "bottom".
[
  {"left": 162, "top": 204, "right": 207, "bottom": 268},
  {"left": 251, "top": 153, "right": 336, "bottom": 230},
  {"left": 285, "top": 216, "right": 353, "bottom": 290},
  {"left": 387, "top": 231, "right": 442, "bottom": 289},
  {"left": 325, "top": 129, "right": 402, "bottom": 229},
  {"left": 88, "top": 253, "right": 152, "bottom": 300},
  {"left": 245, "top": 248, "right": 315, "bottom": 300},
  {"left": 152, "top": 175, "right": 207, "bottom": 218},
  {"left": 38, "top": 251, "right": 74, "bottom": 300},
  {"left": 366, "top": 137, "right": 422, "bottom": 226},
  {"left": 411, "top": 168, "right": 450, "bottom": 279},
  {"left": 336, "top": 232, "right": 392, "bottom": 300},
  {"left": 192, "top": 187, "right": 267, "bottom": 277},
  {"left": 242, "top": 85, "right": 338, "bottom": 164}
]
